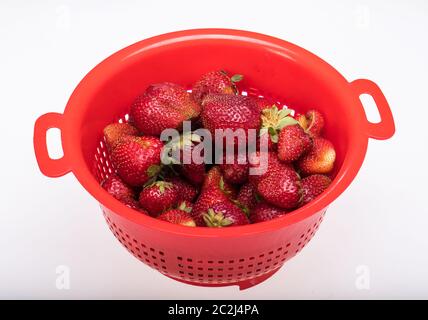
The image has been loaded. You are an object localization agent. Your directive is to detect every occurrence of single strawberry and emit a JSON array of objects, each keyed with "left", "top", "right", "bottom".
[
  {"left": 192, "top": 189, "right": 228, "bottom": 226},
  {"left": 192, "top": 167, "right": 235, "bottom": 226},
  {"left": 166, "top": 177, "right": 198, "bottom": 202},
  {"left": 219, "top": 153, "right": 249, "bottom": 184},
  {"left": 277, "top": 124, "right": 312, "bottom": 162},
  {"left": 301, "top": 174, "right": 332, "bottom": 206},
  {"left": 158, "top": 201, "right": 196, "bottom": 227},
  {"left": 130, "top": 82, "right": 201, "bottom": 135},
  {"left": 103, "top": 123, "right": 139, "bottom": 150},
  {"left": 297, "top": 137, "right": 336, "bottom": 175},
  {"left": 259, "top": 105, "right": 298, "bottom": 147},
  {"left": 249, "top": 202, "right": 288, "bottom": 223},
  {"left": 201, "top": 94, "right": 260, "bottom": 146},
  {"left": 248, "top": 151, "right": 291, "bottom": 187},
  {"left": 138, "top": 181, "right": 179, "bottom": 216},
  {"left": 203, "top": 201, "right": 249, "bottom": 227},
  {"left": 101, "top": 173, "right": 135, "bottom": 201},
  {"left": 297, "top": 109, "right": 325, "bottom": 137},
  {"left": 191, "top": 70, "right": 242, "bottom": 103},
  {"left": 257, "top": 166, "right": 302, "bottom": 209},
  {"left": 111, "top": 136, "right": 163, "bottom": 186},
  {"left": 236, "top": 182, "right": 258, "bottom": 211}
]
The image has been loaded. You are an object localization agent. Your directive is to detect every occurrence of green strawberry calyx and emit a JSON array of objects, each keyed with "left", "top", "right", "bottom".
[
  {"left": 203, "top": 208, "right": 232, "bottom": 227},
  {"left": 219, "top": 177, "right": 233, "bottom": 197},
  {"left": 260, "top": 105, "right": 298, "bottom": 143},
  {"left": 144, "top": 180, "right": 172, "bottom": 193},
  {"left": 177, "top": 201, "right": 192, "bottom": 213},
  {"left": 219, "top": 70, "right": 244, "bottom": 84},
  {"left": 142, "top": 164, "right": 164, "bottom": 187},
  {"left": 230, "top": 199, "right": 250, "bottom": 217},
  {"left": 147, "top": 164, "right": 161, "bottom": 177}
]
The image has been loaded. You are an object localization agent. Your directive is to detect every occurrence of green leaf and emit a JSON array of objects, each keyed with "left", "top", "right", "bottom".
[
  {"left": 270, "top": 133, "right": 279, "bottom": 143},
  {"left": 221, "top": 218, "right": 233, "bottom": 226},
  {"left": 219, "top": 177, "right": 225, "bottom": 191},
  {"left": 147, "top": 165, "right": 161, "bottom": 178},
  {"left": 231, "top": 199, "right": 250, "bottom": 217},
  {"left": 278, "top": 108, "right": 292, "bottom": 117},
  {"left": 178, "top": 201, "right": 192, "bottom": 213},
  {"left": 202, "top": 214, "right": 211, "bottom": 227},
  {"left": 268, "top": 127, "right": 276, "bottom": 136},
  {"left": 230, "top": 74, "right": 243, "bottom": 83},
  {"left": 277, "top": 117, "right": 299, "bottom": 129}
]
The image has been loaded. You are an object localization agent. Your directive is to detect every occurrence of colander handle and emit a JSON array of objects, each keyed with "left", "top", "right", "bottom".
[
  {"left": 350, "top": 79, "right": 395, "bottom": 140},
  {"left": 34, "top": 112, "right": 71, "bottom": 177}
]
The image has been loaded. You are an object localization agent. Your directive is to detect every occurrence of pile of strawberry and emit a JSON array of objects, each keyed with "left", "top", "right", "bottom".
[{"left": 101, "top": 70, "right": 336, "bottom": 227}]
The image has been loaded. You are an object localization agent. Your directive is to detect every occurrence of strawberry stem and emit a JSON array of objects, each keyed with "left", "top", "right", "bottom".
[{"left": 231, "top": 74, "right": 243, "bottom": 83}]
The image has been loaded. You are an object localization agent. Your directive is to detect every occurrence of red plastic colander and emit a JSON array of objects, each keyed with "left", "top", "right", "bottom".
[{"left": 33, "top": 29, "right": 395, "bottom": 290}]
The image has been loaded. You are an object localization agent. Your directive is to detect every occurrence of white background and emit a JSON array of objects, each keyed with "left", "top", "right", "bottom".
[{"left": 1, "top": 0, "right": 427, "bottom": 299}]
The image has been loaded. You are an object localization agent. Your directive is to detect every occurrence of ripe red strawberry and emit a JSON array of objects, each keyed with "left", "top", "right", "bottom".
[
  {"left": 158, "top": 202, "right": 196, "bottom": 227},
  {"left": 192, "top": 189, "right": 228, "bottom": 226},
  {"left": 301, "top": 174, "right": 331, "bottom": 206},
  {"left": 101, "top": 173, "right": 135, "bottom": 201},
  {"left": 138, "top": 181, "right": 179, "bottom": 216},
  {"left": 260, "top": 105, "right": 298, "bottom": 147},
  {"left": 249, "top": 202, "right": 288, "bottom": 223},
  {"left": 166, "top": 177, "right": 198, "bottom": 202},
  {"left": 257, "top": 166, "right": 302, "bottom": 209},
  {"left": 103, "top": 123, "right": 139, "bottom": 150},
  {"left": 248, "top": 151, "right": 292, "bottom": 187},
  {"left": 192, "top": 167, "right": 235, "bottom": 226},
  {"left": 277, "top": 124, "right": 312, "bottom": 162},
  {"left": 219, "top": 153, "right": 249, "bottom": 184},
  {"left": 130, "top": 82, "right": 201, "bottom": 135},
  {"left": 203, "top": 201, "right": 249, "bottom": 227},
  {"left": 201, "top": 94, "right": 260, "bottom": 146},
  {"left": 297, "top": 109, "right": 325, "bottom": 137},
  {"left": 236, "top": 183, "right": 258, "bottom": 211},
  {"left": 111, "top": 136, "right": 163, "bottom": 186},
  {"left": 297, "top": 137, "right": 336, "bottom": 175},
  {"left": 191, "top": 70, "right": 242, "bottom": 103}
]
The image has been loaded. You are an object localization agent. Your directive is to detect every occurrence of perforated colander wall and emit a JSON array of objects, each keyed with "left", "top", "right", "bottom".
[{"left": 102, "top": 210, "right": 325, "bottom": 284}]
